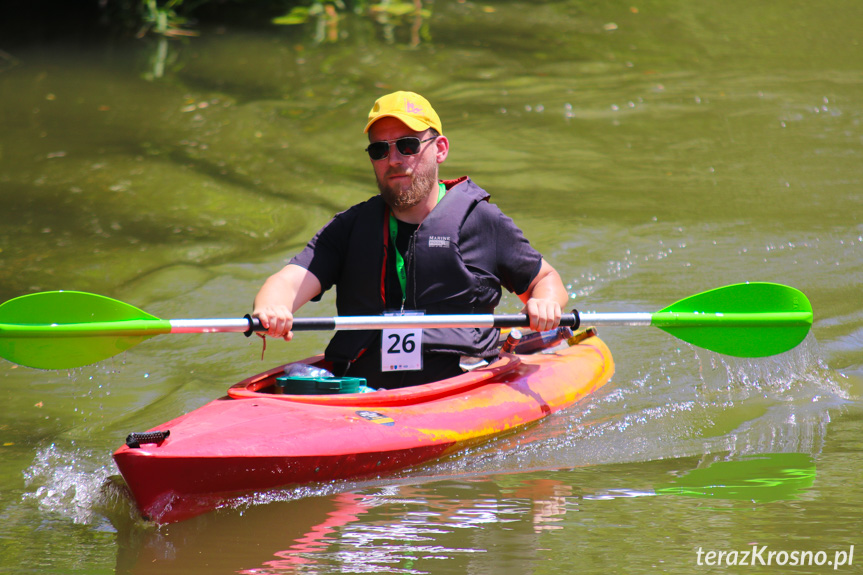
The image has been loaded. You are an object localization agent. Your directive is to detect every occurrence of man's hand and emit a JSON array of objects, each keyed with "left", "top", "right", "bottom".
[
  {"left": 252, "top": 264, "right": 322, "bottom": 342},
  {"left": 523, "top": 297, "right": 562, "bottom": 332},
  {"left": 518, "top": 259, "right": 569, "bottom": 332},
  {"left": 252, "top": 304, "right": 295, "bottom": 341}
]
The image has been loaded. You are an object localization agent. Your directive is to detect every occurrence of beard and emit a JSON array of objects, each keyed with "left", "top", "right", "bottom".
[{"left": 377, "top": 161, "right": 438, "bottom": 210}]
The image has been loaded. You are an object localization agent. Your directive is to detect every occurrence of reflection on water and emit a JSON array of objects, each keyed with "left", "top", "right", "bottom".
[
  {"left": 654, "top": 453, "right": 816, "bottom": 503},
  {"left": 112, "top": 452, "right": 818, "bottom": 574}
]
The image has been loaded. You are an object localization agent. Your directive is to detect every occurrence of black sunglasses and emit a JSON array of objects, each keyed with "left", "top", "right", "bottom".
[{"left": 365, "top": 136, "right": 437, "bottom": 161}]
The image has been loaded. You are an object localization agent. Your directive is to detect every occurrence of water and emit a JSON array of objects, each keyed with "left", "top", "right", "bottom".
[{"left": 2, "top": 1, "right": 863, "bottom": 573}]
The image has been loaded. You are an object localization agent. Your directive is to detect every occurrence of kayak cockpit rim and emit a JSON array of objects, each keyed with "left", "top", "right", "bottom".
[{"left": 227, "top": 353, "right": 525, "bottom": 408}]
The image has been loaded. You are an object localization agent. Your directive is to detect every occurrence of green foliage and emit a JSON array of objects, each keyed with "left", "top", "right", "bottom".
[
  {"left": 272, "top": 6, "right": 313, "bottom": 25},
  {"left": 370, "top": 0, "right": 429, "bottom": 18},
  {"left": 139, "top": 0, "right": 198, "bottom": 36},
  {"left": 67, "top": 0, "right": 427, "bottom": 39},
  {"left": 271, "top": 1, "right": 363, "bottom": 26},
  {"left": 268, "top": 0, "right": 429, "bottom": 45}
]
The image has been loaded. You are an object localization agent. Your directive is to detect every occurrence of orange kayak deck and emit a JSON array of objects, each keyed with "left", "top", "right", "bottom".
[{"left": 112, "top": 333, "right": 614, "bottom": 523}]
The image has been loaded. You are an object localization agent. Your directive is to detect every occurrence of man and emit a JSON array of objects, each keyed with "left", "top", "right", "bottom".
[{"left": 253, "top": 91, "right": 568, "bottom": 388}]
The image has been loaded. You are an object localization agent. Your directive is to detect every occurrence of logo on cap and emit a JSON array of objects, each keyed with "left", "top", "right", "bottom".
[{"left": 405, "top": 101, "right": 424, "bottom": 115}]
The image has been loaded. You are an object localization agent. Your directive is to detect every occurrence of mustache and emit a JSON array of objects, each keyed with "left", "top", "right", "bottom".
[{"left": 386, "top": 168, "right": 413, "bottom": 177}]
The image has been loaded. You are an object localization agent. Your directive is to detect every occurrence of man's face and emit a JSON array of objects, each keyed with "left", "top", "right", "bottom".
[{"left": 368, "top": 117, "right": 441, "bottom": 210}]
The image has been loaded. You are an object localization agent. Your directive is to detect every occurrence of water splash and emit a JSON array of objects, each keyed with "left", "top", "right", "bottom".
[
  {"left": 21, "top": 443, "right": 118, "bottom": 527},
  {"left": 416, "top": 334, "right": 847, "bottom": 478}
]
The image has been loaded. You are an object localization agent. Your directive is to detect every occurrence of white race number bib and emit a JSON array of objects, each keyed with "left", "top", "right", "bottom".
[{"left": 381, "top": 312, "right": 423, "bottom": 372}]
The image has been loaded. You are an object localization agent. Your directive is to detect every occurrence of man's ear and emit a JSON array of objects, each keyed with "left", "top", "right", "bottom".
[{"left": 434, "top": 135, "right": 449, "bottom": 164}]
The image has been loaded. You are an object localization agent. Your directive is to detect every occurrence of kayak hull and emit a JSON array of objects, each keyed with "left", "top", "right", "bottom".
[{"left": 113, "top": 332, "right": 614, "bottom": 523}]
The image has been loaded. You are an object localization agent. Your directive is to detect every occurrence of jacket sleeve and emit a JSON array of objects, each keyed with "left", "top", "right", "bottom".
[
  {"left": 289, "top": 207, "right": 357, "bottom": 298},
  {"left": 459, "top": 201, "right": 544, "bottom": 295}
]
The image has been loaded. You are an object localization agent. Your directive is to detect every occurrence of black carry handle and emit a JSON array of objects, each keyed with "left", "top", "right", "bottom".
[{"left": 126, "top": 430, "right": 171, "bottom": 449}]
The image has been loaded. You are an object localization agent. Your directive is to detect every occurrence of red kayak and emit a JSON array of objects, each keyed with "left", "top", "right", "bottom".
[{"left": 112, "top": 329, "right": 614, "bottom": 523}]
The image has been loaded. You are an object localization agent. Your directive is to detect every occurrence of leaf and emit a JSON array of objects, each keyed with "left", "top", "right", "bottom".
[{"left": 272, "top": 7, "right": 311, "bottom": 25}]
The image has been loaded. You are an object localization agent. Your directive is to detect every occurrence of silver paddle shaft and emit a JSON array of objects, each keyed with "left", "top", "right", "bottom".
[{"left": 167, "top": 312, "right": 654, "bottom": 334}]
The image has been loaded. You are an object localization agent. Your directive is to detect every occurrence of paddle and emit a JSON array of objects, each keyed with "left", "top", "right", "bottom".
[{"left": 0, "top": 282, "right": 812, "bottom": 370}]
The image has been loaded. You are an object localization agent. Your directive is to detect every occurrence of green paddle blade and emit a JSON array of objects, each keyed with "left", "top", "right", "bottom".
[
  {"left": 651, "top": 282, "right": 813, "bottom": 357},
  {"left": 0, "top": 291, "right": 171, "bottom": 369}
]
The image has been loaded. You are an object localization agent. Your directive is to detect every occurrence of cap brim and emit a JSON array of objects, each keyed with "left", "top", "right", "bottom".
[{"left": 364, "top": 112, "right": 435, "bottom": 134}]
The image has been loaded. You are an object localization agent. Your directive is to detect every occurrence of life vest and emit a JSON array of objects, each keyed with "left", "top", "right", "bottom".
[{"left": 324, "top": 177, "right": 503, "bottom": 363}]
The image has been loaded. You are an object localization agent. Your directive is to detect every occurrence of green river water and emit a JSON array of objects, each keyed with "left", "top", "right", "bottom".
[{"left": 1, "top": 1, "right": 862, "bottom": 573}]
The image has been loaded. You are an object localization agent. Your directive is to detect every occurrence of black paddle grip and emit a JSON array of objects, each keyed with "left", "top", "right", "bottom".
[
  {"left": 244, "top": 314, "right": 264, "bottom": 337},
  {"left": 492, "top": 311, "right": 580, "bottom": 329},
  {"left": 243, "top": 315, "right": 338, "bottom": 336}
]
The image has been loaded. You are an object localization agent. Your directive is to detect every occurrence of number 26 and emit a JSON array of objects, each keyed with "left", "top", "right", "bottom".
[{"left": 387, "top": 333, "right": 416, "bottom": 354}]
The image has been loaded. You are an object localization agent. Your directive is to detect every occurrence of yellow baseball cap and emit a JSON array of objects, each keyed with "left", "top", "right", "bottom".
[{"left": 364, "top": 91, "right": 443, "bottom": 135}]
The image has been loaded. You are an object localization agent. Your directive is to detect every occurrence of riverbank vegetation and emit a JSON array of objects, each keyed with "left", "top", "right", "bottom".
[{"left": 1, "top": 0, "right": 427, "bottom": 39}]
